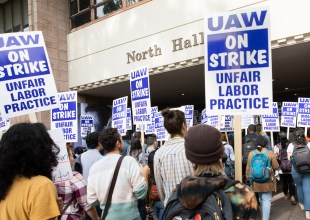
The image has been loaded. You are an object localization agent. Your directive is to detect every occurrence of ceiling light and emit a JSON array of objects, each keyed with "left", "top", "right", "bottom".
[
  {"left": 285, "top": 88, "right": 289, "bottom": 90},
  {"left": 294, "top": 94, "right": 298, "bottom": 96}
]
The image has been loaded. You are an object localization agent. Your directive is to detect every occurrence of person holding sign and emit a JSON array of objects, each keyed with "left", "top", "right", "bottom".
[{"left": 0, "top": 123, "right": 61, "bottom": 220}]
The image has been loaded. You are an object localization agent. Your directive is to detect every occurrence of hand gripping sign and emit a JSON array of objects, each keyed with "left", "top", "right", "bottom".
[{"left": 0, "top": 31, "right": 59, "bottom": 118}]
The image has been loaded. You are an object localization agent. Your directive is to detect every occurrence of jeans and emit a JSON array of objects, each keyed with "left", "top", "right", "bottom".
[
  {"left": 258, "top": 192, "right": 272, "bottom": 220},
  {"left": 152, "top": 201, "right": 164, "bottom": 220},
  {"left": 292, "top": 167, "right": 310, "bottom": 210}
]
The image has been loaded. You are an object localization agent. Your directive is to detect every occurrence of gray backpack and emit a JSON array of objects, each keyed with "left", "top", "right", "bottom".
[{"left": 292, "top": 142, "right": 310, "bottom": 174}]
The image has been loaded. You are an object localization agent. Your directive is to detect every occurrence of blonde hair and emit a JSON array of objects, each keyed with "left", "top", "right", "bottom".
[{"left": 193, "top": 161, "right": 224, "bottom": 176}]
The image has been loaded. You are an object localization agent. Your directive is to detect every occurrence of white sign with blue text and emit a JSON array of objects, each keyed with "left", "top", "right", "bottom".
[
  {"left": 0, "top": 114, "right": 10, "bottom": 133},
  {"left": 205, "top": 8, "right": 272, "bottom": 115},
  {"left": 183, "top": 105, "right": 194, "bottom": 129},
  {"left": 126, "top": 108, "right": 132, "bottom": 130},
  {"left": 112, "top": 96, "right": 128, "bottom": 136},
  {"left": 0, "top": 31, "right": 59, "bottom": 118},
  {"left": 220, "top": 115, "right": 234, "bottom": 132},
  {"left": 201, "top": 109, "right": 208, "bottom": 124},
  {"left": 51, "top": 91, "right": 78, "bottom": 142},
  {"left": 145, "top": 106, "right": 158, "bottom": 135},
  {"left": 48, "top": 129, "right": 73, "bottom": 183},
  {"left": 207, "top": 115, "right": 219, "bottom": 128},
  {"left": 130, "top": 66, "right": 152, "bottom": 125},
  {"left": 80, "top": 115, "right": 94, "bottom": 138},
  {"left": 154, "top": 112, "right": 168, "bottom": 141},
  {"left": 297, "top": 98, "right": 310, "bottom": 127},
  {"left": 262, "top": 102, "right": 280, "bottom": 131},
  {"left": 281, "top": 102, "right": 297, "bottom": 128}
]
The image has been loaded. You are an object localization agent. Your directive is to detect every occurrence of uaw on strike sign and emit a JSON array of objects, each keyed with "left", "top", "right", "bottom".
[
  {"left": 0, "top": 32, "right": 58, "bottom": 118},
  {"left": 205, "top": 8, "right": 272, "bottom": 115}
]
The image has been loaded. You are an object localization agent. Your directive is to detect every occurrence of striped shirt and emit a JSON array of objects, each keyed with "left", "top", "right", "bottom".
[
  {"left": 87, "top": 154, "right": 148, "bottom": 220},
  {"left": 55, "top": 171, "right": 90, "bottom": 220},
  {"left": 154, "top": 137, "right": 194, "bottom": 206}
]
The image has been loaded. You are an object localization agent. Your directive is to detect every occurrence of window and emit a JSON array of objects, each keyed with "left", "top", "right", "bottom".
[
  {"left": 70, "top": 0, "right": 145, "bottom": 30},
  {"left": 0, "top": 0, "right": 28, "bottom": 34}
]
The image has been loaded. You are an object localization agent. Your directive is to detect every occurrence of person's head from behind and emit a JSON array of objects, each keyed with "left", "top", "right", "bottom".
[
  {"left": 280, "top": 137, "right": 289, "bottom": 149},
  {"left": 0, "top": 123, "right": 59, "bottom": 200},
  {"left": 293, "top": 127, "right": 307, "bottom": 145},
  {"left": 220, "top": 133, "right": 227, "bottom": 142},
  {"left": 74, "top": 146, "right": 84, "bottom": 156},
  {"left": 131, "top": 137, "right": 142, "bottom": 150},
  {"left": 99, "top": 128, "right": 123, "bottom": 153},
  {"left": 255, "top": 135, "right": 268, "bottom": 151},
  {"left": 247, "top": 124, "right": 256, "bottom": 134},
  {"left": 146, "top": 135, "right": 157, "bottom": 148},
  {"left": 255, "top": 124, "right": 263, "bottom": 135},
  {"left": 184, "top": 124, "right": 224, "bottom": 177},
  {"left": 86, "top": 131, "right": 101, "bottom": 149},
  {"left": 161, "top": 108, "right": 187, "bottom": 137}
]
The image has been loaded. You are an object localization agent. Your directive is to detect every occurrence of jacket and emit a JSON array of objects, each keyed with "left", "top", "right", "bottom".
[{"left": 246, "top": 148, "right": 279, "bottom": 192}]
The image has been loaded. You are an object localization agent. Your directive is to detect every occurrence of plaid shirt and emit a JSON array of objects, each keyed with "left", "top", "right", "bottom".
[
  {"left": 154, "top": 137, "right": 194, "bottom": 206},
  {"left": 56, "top": 171, "right": 91, "bottom": 220}
]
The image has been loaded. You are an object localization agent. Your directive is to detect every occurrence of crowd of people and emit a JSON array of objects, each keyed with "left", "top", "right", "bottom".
[{"left": 0, "top": 110, "right": 310, "bottom": 220}]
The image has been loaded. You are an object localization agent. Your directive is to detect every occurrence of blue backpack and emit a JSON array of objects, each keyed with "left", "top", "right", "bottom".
[{"left": 250, "top": 150, "right": 272, "bottom": 183}]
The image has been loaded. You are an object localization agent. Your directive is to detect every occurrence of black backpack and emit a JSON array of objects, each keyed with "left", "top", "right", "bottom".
[
  {"left": 242, "top": 136, "right": 258, "bottom": 165},
  {"left": 73, "top": 155, "right": 83, "bottom": 174},
  {"left": 163, "top": 176, "right": 238, "bottom": 220},
  {"left": 292, "top": 142, "right": 310, "bottom": 174}
]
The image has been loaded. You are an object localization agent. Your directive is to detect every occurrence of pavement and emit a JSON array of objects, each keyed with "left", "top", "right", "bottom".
[{"left": 270, "top": 192, "right": 306, "bottom": 220}]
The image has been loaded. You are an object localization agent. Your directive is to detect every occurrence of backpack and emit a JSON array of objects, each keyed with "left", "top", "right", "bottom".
[
  {"left": 279, "top": 147, "right": 292, "bottom": 172},
  {"left": 73, "top": 155, "right": 83, "bottom": 174},
  {"left": 163, "top": 176, "right": 237, "bottom": 220},
  {"left": 292, "top": 142, "right": 310, "bottom": 174},
  {"left": 250, "top": 150, "right": 271, "bottom": 183},
  {"left": 242, "top": 136, "right": 257, "bottom": 164}
]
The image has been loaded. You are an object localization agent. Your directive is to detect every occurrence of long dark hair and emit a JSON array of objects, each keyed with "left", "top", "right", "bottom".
[
  {"left": 293, "top": 127, "right": 307, "bottom": 145},
  {"left": 0, "top": 123, "right": 60, "bottom": 200}
]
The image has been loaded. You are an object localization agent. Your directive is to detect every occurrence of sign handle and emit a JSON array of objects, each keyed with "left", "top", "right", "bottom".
[
  {"left": 140, "top": 125, "right": 146, "bottom": 166},
  {"left": 270, "top": 131, "right": 274, "bottom": 150},
  {"left": 218, "top": 115, "right": 222, "bottom": 131},
  {"left": 160, "top": 141, "right": 162, "bottom": 147},
  {"left": 233, "top": 115, "right": 242, "bottom": 182},
  {"left": 287, "top": 127, "right": 290, "bottom": 140},
  {"left": 305, "top": 127, "right": 308, "bottom": 139},
  {"left": 225, "top": 132, "right": 229, "bottom": 145},
  {"left": 29, "top": 113, "right": 38, "bottom": 123}
]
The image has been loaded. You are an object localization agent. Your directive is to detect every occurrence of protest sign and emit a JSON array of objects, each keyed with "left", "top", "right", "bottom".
[
  {"left": 126, "top": 108, "right": 132, "bottom": 130},
  {"left": 262, "top": 102, "right": 280, "bottom": 131},
  {"left": 183, "top": 105, "right": 194, "bottom": 129},
  {"left": 241, "top": 115, "right": 254, "bottom": 129},
  {"left": 112, "top": 96, "right": 127, "bottom": 136},
  {"left": 0, "top": 31, "right": 59, "bottom": 118},
  {"left": 0, "top": 113, "right": 10, "bottom": 133},
  {"left": 297, "top": 98, "right": 310, "bottom": 127},
  {"left": 281, "top": 102, "right": 297, "bottom": 128},
  {"left": 145, "top": 106, "right": 158, "bottom": 134},
  {"left": 130, "top": 66, "right": 152, "bottom": 125},
  {"left": 220, "top": 115, "right": 234, "bottom": 132},
  {"left": 205, "top": 8, "right": 272, "bottom": 115},
  {"left": 51, "top": 91, "right": 77, "bottom": 142},
  {"left": 206, "top": 115, "right": 219, "bottom": 128},
  {"left": 48, "top": 129, "right": 73, "bottom": 183},
  {"left": 80, "top": 115, "right": 94, "bottom": 138},
  {"left": 201, "top": 109, "right": 208, "bottom": 124},
  {"left": 154, "top": 112, "right": 168, "bottom": 141}
]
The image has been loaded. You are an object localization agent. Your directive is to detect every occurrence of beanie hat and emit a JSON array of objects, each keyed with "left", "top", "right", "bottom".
[{"left": 184, "top": 124, "right": 224, "bottom": 164}]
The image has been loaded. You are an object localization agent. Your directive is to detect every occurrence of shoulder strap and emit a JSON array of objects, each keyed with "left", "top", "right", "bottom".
[
  {"left": 263, "top": 150, "right": 270, "bottom": 156},
  {"left": 101, "top": 156, "right": 125, "bottom": 220},
  {"left": 60, "top": 197, "right": 74, "bottom": 215}
]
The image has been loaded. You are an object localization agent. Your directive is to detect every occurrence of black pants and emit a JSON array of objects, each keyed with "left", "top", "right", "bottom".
[
  {"left": 138, "top": 199, "right": 147, "bottom": 220},
  {"left": 280, "top": 173, "right": 296, "bottom": 197}
]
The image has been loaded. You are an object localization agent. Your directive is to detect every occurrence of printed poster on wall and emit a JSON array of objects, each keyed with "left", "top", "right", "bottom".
[
  {"left": 112, "top": 96, "right": 127, "bottom": 136},
  {"left": 0, "top": 31, "right": 59, "bottom": 118},
  {"left": 262, "top": 102, "right": 280, "bottom": 131},
  {"left": 297, "top": 98, "right": 310, "bottom": 127},
  {"left": 48, "top": 129, "right": 73, "bottom": 183},
  {"left": 204, "top": 8, "right": 272, "bottom": 115},
  {"left": 281, "top": 102, "right": 297, "bottom": 128},
  {"left": 51, "top": 91, "right": 78, "bottom": 142},
  {"left": 129, "top": 66, "right": 152, "bottom": 125}
]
